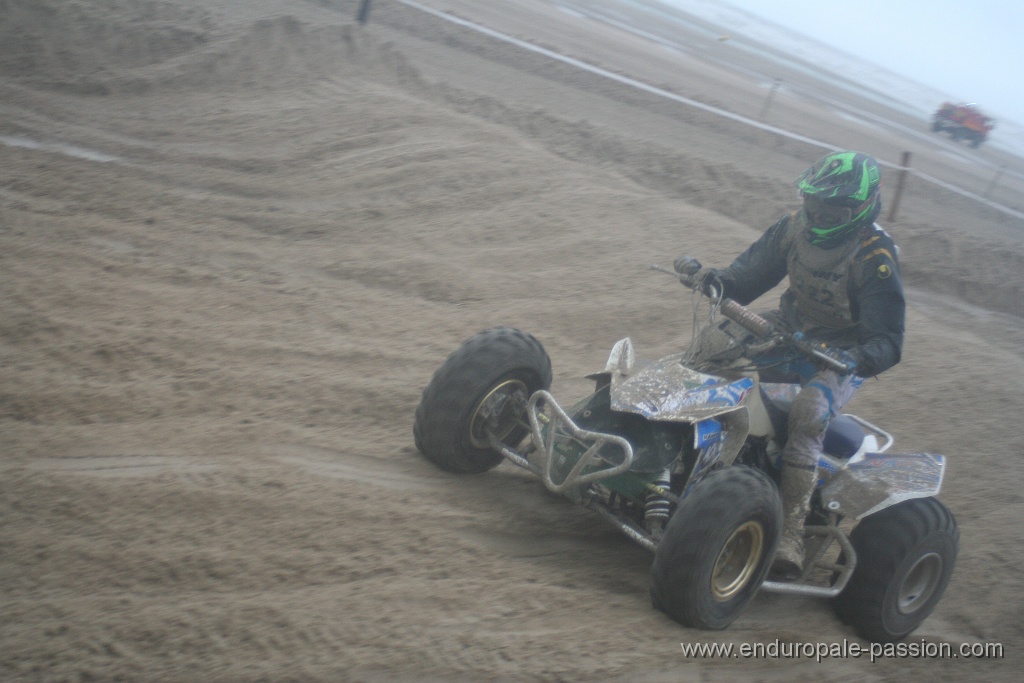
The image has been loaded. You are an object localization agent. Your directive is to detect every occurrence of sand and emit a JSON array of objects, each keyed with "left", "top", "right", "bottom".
[{"left": 1, "top": 0, "right": 1022, "bottom": 680}]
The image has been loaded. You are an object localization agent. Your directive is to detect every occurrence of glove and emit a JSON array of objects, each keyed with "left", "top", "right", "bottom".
[
  {"left": 673, "top": 256, "right": 724, "bottom": 297},
  {"left": 673, "top": 255, "right": 703, "bottom": 277},
  {"left": 700, "top": 268, "right": 727, "bottom": 297}
]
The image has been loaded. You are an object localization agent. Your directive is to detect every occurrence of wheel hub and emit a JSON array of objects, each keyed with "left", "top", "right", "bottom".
[
  {"left": 468, "top": 379, "right": 529, "bottom": 448},
  {"left": 712, "top": 520, "right": 765, "bottom": 601},
  {"left": 897, "top": 552, "right": 943, "bottom": 614}
]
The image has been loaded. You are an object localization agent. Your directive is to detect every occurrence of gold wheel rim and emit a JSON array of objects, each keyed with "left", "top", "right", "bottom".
[
  {"left": 468, "top": 379, "right": 529, "bottom": 448},
  {"left": 711, "top": 520, "right": 765, "bottom": 601}
]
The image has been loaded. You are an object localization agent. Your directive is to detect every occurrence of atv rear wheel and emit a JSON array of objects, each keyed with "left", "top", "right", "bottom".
[
  {"left": 833, "top": 496, "right": 959, "bottom": 642},
  {"left": 414, "top": 327, "right": 552, "bottom": 473},
  {"left": 650, "top": 467, "right": 782, "bottom": 630}
]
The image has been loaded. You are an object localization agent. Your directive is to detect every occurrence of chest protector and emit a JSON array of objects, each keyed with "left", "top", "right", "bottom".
[{"left": 781, "top": 211, "right": 861, "bottom": 330}]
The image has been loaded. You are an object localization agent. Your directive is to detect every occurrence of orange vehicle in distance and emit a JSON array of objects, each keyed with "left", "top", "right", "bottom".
[{"left": 931, "top": 102, "right": 995, "bottom": 148}]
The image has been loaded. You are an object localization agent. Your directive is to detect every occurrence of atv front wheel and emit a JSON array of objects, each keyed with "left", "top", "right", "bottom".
[
  {"left": 833, "top": 496, "right": 959, "bottom": 642},
  {"left": 650, "top": 467, "right": 782, "bottom": 630},
  {"left": 414, "top": 327, "right": 552, "bottom": 473}
]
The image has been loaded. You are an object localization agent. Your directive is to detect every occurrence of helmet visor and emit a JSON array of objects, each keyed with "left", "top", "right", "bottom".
[{"left": 803, "top": 194, "right": 853, "bottom": 229}]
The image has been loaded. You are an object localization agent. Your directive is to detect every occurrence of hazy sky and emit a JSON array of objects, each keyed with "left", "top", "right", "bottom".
[{"left": 689, "top": 0, "right": 1024, "bottom": 125}]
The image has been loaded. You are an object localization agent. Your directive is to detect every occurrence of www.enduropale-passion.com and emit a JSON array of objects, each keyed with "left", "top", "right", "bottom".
[{"left": 680, "top": 639, "right": 1004, "bottom": 663}]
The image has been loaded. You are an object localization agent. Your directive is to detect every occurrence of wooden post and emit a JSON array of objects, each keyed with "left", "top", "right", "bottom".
[
  {"left": 886, "top": 151, "right": 912, "bottom": 223},
  {"left": 357, "top": 0, "right": 373, "bottom": 24},
  {"left": 759, "top": 78, "right": 781, "bottom": 121},
  {"left": 984, "top": 166, "right": 1006, "bottom": 199}
]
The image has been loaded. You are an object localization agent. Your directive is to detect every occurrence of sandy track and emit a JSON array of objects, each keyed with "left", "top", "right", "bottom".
[{"left": 1, "top": 0, "right": 1021, "bottom": 680}]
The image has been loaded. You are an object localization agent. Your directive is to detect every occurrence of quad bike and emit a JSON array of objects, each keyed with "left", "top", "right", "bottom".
[{"left": 413, "top": 263, "right": 959, "bottom": 643}]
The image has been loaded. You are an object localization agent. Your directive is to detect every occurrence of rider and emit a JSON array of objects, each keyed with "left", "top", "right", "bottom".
[{"left": 675, "top": 150, "right": 905, "bottom": 578}]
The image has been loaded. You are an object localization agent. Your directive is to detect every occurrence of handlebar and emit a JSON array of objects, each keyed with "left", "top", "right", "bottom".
[{"left": 651, "top": 263, "right": 851, "bottom": 374}]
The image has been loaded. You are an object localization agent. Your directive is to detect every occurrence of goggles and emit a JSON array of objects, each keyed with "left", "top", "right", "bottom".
[{"left": 802, "top": 194, "right": 853, "bottom": 229}]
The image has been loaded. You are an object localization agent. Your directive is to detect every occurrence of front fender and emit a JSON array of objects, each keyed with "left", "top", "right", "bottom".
[
  {"left": 599, "top": 339, "right": 755, "bottom": 422},
  {"left": 592, "top": 338, "right": 754, "bottom": 479}
]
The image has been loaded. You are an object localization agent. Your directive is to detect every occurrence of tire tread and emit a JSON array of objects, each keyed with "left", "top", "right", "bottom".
[
  {"left": 651, "top": 467, "right": 782, "bottom": 630},
  {"left": 833, "top": 496, "right": 959, "bottom": 642},
  {"left": 414, "top": 327, "right": 551, "bottom": 473}
]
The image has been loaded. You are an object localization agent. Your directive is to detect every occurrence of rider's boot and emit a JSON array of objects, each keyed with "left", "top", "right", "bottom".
[{"left": 771, "top": 462, "right": 817, "bottom": 580}]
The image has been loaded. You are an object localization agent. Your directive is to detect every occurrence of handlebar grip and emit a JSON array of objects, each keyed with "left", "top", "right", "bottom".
[
  {"left": 720, "top": 299, "right": 774, "bottom": 337},
  {"left": 723, "top": 301, "right": 849, "bottom": 371}
]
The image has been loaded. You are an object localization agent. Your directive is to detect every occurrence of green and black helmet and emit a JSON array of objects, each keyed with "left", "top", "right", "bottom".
[{"left": 795, "top": 151, "right": 881, "bottom": 246}]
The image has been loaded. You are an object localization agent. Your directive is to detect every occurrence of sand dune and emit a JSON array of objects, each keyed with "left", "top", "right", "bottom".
[{"left": 1, "top": 0, "right": 1021, "bottom": 680}]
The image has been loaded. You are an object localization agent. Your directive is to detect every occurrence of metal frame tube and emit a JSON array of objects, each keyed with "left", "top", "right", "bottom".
[
  {"left": 760, "top": 525, "right": 858, "bottom": 597},
  {"left": 526, "top": 390, "right": 635, "bottom": 494}
]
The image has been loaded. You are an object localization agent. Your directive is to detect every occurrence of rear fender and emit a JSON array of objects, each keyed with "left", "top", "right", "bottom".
[{"left": 820, "top": 453, "right": 946, "bottom": 520}]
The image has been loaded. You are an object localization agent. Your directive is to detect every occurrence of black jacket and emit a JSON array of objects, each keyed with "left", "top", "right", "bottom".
[{"left": 715, "top": 214, "right": 905, "bottom": 377}]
